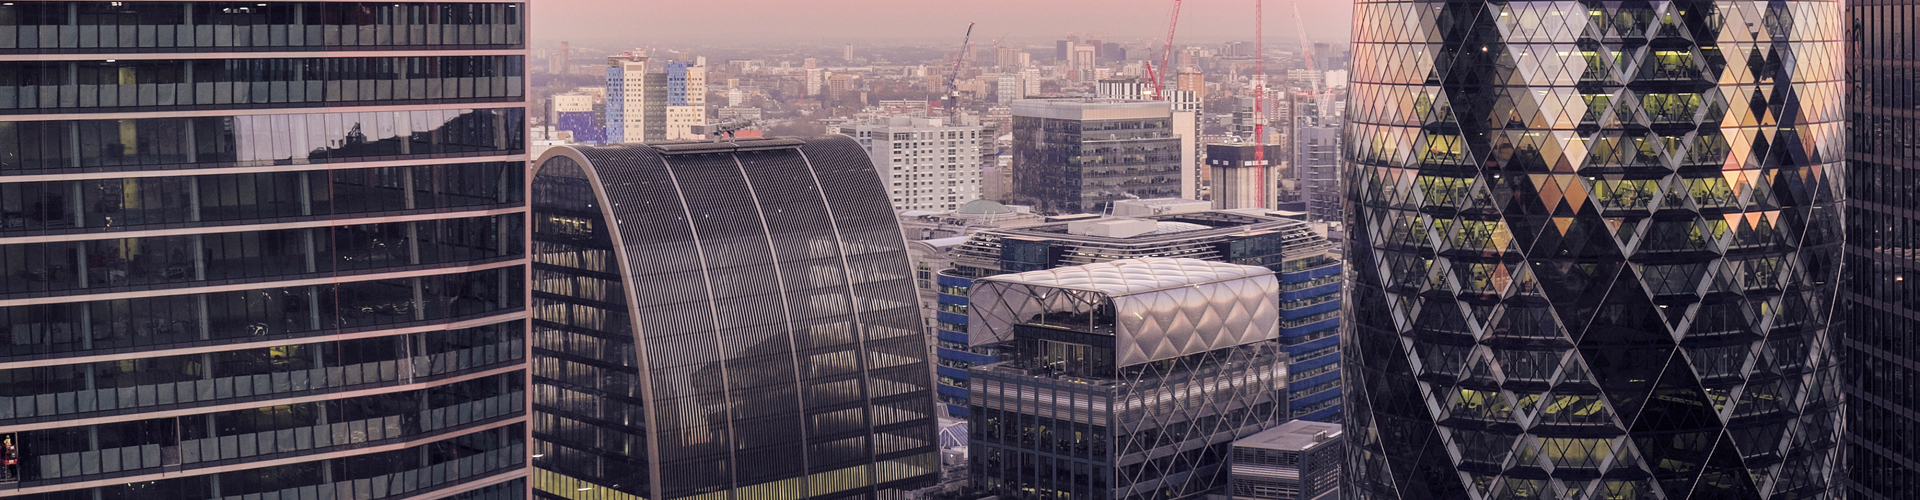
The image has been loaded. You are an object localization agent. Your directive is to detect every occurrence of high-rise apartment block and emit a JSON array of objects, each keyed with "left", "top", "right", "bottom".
[
  {"left": 530, "top": 138, "right": 940, "bottom": 500},
  {"left": 605, "top": 56, "right": 705, "bottom": 143},
  {"left": 966, "top": 257, "right": 1290, "bottom": 500},
  {"left": 606, "top": 54, "right": 649, "bottom": 144},
  {"left": 1177, "top": 71, "right": 1207, "bottom": 99},
  {"left": 663, "top": 60, "right": 707, "bottom": 141},
  {"left": 1845, "top": 0, "right": 1920, "bottom": 497},
  {"left": 1010, "top": 99, "right": 1182, "bottom": 213},
  {"left": 842, "top": 116, "right": 989, "bottom": 211},
  {"left": 0, "top": 2, "right": 531, "bottom": 498},
  {"left": 1346, "top": 1, "right": 1845, "bottom": 498},
  {"left": 935, "top": 209, "right": 1344, "bottom": 422}
]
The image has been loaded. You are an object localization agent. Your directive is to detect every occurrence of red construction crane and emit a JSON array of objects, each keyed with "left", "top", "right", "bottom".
[
  {"left": 1152, "top": 0, "right": 1185, "bottom": 100},
  {"left": 1254, "top": 0, "right": 1267, "bottom": 206},
  {"left": 945, "top": 22, "right": 975, "bottom": 120}
]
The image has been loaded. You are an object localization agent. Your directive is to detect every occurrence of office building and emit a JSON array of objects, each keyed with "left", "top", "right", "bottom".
[
  {"left": 1010, "top": 99, "right": 1182, "bottom": 213},
  {"left": 1207, "top": 143, "right": 1287, "bottom": 210},
  {"left": 1229, "top": 421, "right": 1343, "bottom": 500},
  {"left": 1845, "top": 0, "right": 1920, "bottom": 497},
  {"left": 842, "top": 116, "right": 990, "bottom": 212},
  {"left": 1345, "top": 1, "right": 1845, "bottom": 498},
  {"left": 934, "top": 209, "right": 1343, "bottom": 421},
  {"left": 0, "top": 2, "right": 532, "bottom": 498},
  {"left": 966, "top": 257, "right": 1290, "bottom": 500},
  {"left": 529, "top": 137, "right": 940, "bottom": 500},
  {"left": 1291, "top": 92, "right": 1340, "bottom": 223}
]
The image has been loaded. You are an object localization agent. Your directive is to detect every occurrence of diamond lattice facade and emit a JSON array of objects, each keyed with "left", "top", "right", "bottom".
[
  {"left": 1343, "top": 1, "right": 1845, "bottom": 499},
  {"left": 965, "top": 258, "right": 1289, "bottom": 500}
]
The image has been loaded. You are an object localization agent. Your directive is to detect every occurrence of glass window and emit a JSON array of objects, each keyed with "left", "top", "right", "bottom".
[{"left": 0, "top": 108, "right": 523, "bottom": 175}]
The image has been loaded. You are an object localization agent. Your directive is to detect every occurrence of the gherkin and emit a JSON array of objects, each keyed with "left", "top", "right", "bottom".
[{"left": 1341, "top": 1, "right": 1845, "bottom": 499}]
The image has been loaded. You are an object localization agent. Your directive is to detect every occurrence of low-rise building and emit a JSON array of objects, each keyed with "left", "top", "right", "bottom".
[
  {"left": 967, "top": 258, "right": 1289, "bottom": 500},
  {"left": 1229, "top": 421, "right": 1343, "bottom": 500}
]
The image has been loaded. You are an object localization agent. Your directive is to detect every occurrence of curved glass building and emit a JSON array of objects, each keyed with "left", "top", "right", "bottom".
[
  {"left": 529, "top": 137, "right": 939, "bottom": 500},
  {"left": 1344, "top": 1, "right": 1845, "bottom": 499}
]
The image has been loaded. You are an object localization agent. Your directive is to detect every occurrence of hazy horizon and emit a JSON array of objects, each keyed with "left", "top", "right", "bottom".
[{"left": 532, "top": 0, "right": 1355, "bottom": 50}]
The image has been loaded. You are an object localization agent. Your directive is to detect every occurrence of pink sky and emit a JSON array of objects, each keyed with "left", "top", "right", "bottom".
[{"left": 532, "top": 0, "right": 1356, "bottom": 47}]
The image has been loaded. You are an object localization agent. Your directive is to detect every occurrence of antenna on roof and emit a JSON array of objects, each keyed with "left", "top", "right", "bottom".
[{"left": 694, "top": 120, "right": 756, "bottom": 143}]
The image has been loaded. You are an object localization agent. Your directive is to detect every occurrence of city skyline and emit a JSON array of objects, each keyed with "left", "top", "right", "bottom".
[
  {"left": 531, "top": 0, "right": 1356, "bottom": 47},
  {"left": 1, "top": 0, "right": 1912, "bottom": 498}
]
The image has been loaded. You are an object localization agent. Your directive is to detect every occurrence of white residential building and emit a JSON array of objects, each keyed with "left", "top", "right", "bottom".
[
  {"left": 841, "top": 116, "right": 990, "bottom": 211},
  {"left": 605, "top": 55, "right": 649, "bottom": 143}
]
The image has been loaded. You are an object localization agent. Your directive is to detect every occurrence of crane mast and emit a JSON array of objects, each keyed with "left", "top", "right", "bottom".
[
  {"left": 946, "top": 22, "right": 975, "bottom": 121},
  {"left": 1154, "top": 0, "right": 1184, "bottom": 100},
  {"left": 1254, "top": 0, "right": 1266, "bottom": 207}
]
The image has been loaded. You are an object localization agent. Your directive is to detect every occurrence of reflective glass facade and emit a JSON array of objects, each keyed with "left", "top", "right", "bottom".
[
  {"left": 1009, "top": 99, "right": 1182, "bottom": 214},
  {"left": 1843, "top": 0, "right": 1920, "bottom": 497},
  {"left": 0, "top": 1, "right": 529, "bottom": 498},
  {"left": 1344, "top": 1, "right": 1844, "bottom": 498},
  {"left": 529, "top": 137, "right": 939, "bottom": 500}
]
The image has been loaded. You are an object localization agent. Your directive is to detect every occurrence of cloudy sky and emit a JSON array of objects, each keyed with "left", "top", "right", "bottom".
[{"left": 532, "top": 0, "right": 1356, "bottom": 47}]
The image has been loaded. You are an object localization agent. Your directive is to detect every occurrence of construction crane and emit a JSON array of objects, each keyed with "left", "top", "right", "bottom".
[
  {"left": 1254, "top": 0, "right": 1267, "bottom": 206},
  {"left": 944, "top": 22, "right": 975, "bottom": 121},
  {"left": 1292, "top": 0, "right": 1319, "bottom": 92},
  {"left": 1152, "top": 0, "right": 1185, "bottom": 100}
]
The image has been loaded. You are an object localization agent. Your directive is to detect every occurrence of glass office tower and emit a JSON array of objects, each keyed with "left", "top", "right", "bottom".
[
  {"left": 1009, "top": 99, "right": 1182, "bottom": 213},
  {"left": 0, "top": 2, "right": 530, "bottom": 498},
  {"left": 529, "top": 137, "right": 939, "bottom": 500},
  {"left": 1844, "top": 0, "right": 1920, "bottom": 497},
  {"left": 1344, "top": 1, "right": 1844, "bottom": 499}
]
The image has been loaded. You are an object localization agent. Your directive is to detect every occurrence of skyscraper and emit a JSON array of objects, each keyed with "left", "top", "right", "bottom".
[
  {"left": 1345, "top": 1, "right": 1845, "bottom": 499},
  {"left": 0, "top": 2, "right": 531, "bottom": 498},
  {"left": 529, "top": 137, "right": 940, "bottom": 500},
  {"left": 1843, "top": 0, "right": 1920, "bottom": 496}
]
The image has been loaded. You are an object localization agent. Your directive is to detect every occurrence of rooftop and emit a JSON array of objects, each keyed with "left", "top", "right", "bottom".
[
  {"left": 1235, "top": 420, "right": 1344, "bottom": 453},
  {"left": 1012, "top": 98, "right": 1171, "bottom": 121},
  {"left": 976, "top": 257, "right": 1271, "bottom": 298}
]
